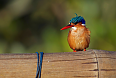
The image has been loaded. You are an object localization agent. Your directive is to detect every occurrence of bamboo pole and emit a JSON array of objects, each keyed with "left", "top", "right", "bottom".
[{"left": 0, "top": 49, "right": 116, "bottom": 78}]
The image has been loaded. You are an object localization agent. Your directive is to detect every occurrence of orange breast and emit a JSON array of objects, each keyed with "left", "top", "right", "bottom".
[{"left": 67, "top": 25, "right": 90, "bottom": 51}]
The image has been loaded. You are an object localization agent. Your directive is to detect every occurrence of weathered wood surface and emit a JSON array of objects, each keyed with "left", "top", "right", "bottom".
[{"left": 0, "top": 49, "right": 116, "bottom": 78}]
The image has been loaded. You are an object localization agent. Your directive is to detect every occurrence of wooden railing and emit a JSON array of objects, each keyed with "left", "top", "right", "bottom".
[{"left": 0, "top": 49, "right": 116, "bottom": 78}]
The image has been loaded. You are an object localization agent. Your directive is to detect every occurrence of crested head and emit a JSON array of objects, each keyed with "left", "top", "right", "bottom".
[
  {"left": 61, "top": 13, "right": 86, "bottom": 30},
  {"left": 69, "top": 13, "right": 86, "bottom": 26}
]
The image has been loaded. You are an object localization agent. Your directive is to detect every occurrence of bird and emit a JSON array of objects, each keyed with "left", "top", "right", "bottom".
[{"left": 61, "top": 13, "right": 90, "bottom": 52}]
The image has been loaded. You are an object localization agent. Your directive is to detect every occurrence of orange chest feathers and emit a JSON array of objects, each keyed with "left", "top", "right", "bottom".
[{"left": 67, "top": 26, "right": 90, "bottom": 51}]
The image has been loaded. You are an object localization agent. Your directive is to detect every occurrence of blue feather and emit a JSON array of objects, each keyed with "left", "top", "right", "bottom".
[{"left": 70, "top": 13, "right": 85, "bottom": 24}]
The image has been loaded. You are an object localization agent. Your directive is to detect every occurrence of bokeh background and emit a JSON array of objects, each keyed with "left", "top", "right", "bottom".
[{"left": 0, "top": 0, "right": 116, "bottom": 53}]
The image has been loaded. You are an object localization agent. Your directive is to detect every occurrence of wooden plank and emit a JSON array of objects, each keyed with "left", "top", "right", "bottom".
[
  {"left": 93, "top": 50, "right": 116, "bottom": 78},
  {"left": 0, "top": 50, "right": 115, "bottom": 78},
  {"left": 41, "top": 51, "right": 98, "bottom": 78},
  {"left": 0, "top": 53, "right": 37, "bottom": 78}
]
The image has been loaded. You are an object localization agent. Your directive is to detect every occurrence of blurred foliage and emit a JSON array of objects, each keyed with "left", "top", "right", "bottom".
[{"left": 0, "top": 0, "right": 116, "bottom": 53}]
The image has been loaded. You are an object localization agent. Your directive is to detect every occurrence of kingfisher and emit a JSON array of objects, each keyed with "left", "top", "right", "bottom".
[{"left": 61, "top": 13, "right": 90, "bottom": 52}]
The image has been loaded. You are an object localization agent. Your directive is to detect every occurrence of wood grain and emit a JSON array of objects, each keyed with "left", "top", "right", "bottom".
[
  {"left": 0, "top": 49, "right": 116, "bottom": 78},
  {"left": 93, "top": 50, "right": 116, "bottom": 78}
]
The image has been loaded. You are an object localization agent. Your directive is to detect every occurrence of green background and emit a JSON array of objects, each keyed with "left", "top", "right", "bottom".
[{"left": 0, "top": 0, "right": 116, "bottom": 53}]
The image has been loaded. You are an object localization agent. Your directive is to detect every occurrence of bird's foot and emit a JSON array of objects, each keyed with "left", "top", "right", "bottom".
[
  {"left": 84, "top": 49, "right": 86, "bottom": 51},
  {"left": 73, "top": 49, "right": 77, "bottom": 52}
]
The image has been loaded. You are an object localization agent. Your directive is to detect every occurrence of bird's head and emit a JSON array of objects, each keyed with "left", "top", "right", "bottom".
[{"left": 61, "top": 13, "right": 86, "bottom": 30}]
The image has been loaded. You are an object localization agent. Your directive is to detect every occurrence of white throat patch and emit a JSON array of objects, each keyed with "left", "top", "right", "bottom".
[{"left": 72, "top": 27, "right": 77, "bottom": 30}]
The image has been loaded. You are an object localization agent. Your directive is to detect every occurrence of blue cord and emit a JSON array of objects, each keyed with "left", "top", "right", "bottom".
[
  {"left": 35, "top": 52, "right": 39, "bottom": 78},
  {"left": 39, "top": 52, "right": 43, "bottom": 78},
  {"left": 35, "top": 52, "right": 44, "bottom": 78}
]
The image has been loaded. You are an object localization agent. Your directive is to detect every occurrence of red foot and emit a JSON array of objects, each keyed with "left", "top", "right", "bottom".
[
  {"left": 84, "top": 49, "right": 86, "bottom": 51},
  {"left": 73, "top": 49, "right": 77, "bottom": 52}
]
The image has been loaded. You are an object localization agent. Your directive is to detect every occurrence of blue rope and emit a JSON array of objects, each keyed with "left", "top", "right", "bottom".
[
  {"left": 39, "top": 52, "right": 43, "bottom": 78},
  {"left": 35, "top": 52, "right": 39, "bottom": 78},
  {"left": 35, "top": 52, "right": 44, "bottom": 78}
]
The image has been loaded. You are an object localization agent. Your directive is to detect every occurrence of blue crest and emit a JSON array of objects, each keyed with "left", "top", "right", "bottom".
[{"left": 69, "top": 13, "right": 85, "bottom": 24}]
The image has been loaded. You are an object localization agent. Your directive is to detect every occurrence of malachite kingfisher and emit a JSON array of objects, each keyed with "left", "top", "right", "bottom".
[{"left": 61, "top": 13, "right": 90, "bottom": 52}]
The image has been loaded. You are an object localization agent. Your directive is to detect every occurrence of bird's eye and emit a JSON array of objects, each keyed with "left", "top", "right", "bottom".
[{"left": 75, "top": 22, "right": 78, "bottom": 25}]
